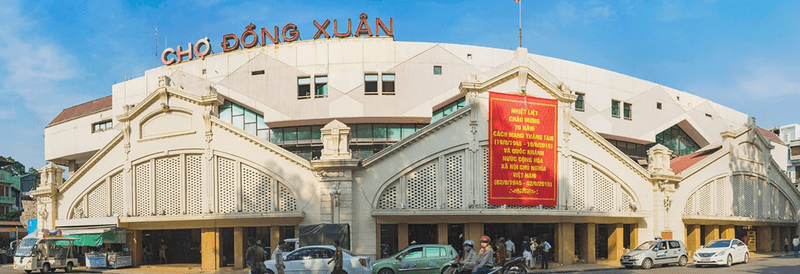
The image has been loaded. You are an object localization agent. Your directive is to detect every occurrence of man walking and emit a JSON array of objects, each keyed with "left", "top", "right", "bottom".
[
  {"left": 328, "top": 240, "right": 344, "bottom": 274},
  {"left": 246, "top": 238, "right": 267, "bottom": 274},
  {"left": 273, "top": 240, "right": 286, "bottom": 274},
  {"left": 793, "top": 235, "right": 799, "bottom": 258},
  {"left": 540, "top": 239, "right": 551, "bottom": 270}
]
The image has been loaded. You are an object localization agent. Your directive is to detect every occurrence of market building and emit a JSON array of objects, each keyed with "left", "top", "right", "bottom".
[{"left": 39, "top": 17, "right": 800, "bottom": 270}]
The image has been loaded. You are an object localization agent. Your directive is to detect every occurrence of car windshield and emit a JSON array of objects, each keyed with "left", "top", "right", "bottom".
[
  {"left": 14, "top": 238, "right": 38, "bottom": 257},
  {"left": 705, "top": 240, "right": 731, "bottom": 248},
  {"left": 634, "top": 241, "right": 657, "bottom": 250}
]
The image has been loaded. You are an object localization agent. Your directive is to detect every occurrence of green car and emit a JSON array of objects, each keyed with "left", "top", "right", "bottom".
[{"left": 372, "top": 244, "right": 458, "bottom": 274}]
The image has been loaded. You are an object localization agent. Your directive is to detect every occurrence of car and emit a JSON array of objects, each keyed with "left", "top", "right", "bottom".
[
  {"left": 372, "top": 244, "right": 458, "bottom": 274},
  {"left": 692, "top": 239, "right": 749, "bottom": 267},
  {"left": 264, "top": 245, "right": 373, "bottom": 274},
  {"left": 620, "top": 239, "right": 688, "bottom": 269}
]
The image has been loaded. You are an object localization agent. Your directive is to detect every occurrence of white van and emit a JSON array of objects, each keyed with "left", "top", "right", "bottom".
[{"left": 13, "top": 232, "right": 79, "bottom": 273}]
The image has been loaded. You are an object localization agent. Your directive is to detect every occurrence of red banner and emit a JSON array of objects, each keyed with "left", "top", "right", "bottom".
[{"left": 489, "top": 92, "right": 558, "bottom": 206}]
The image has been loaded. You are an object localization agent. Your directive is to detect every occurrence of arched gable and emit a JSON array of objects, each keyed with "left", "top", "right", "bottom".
[{"left": 683, "top": 173, "right": 796, "bottom": 220}]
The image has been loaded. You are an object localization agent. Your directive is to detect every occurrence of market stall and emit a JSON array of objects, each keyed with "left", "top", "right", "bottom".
[{"left": 69, "top": 228, "right": 131, "bottom": 269}]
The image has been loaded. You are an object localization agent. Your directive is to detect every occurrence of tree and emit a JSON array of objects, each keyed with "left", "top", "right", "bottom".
[{"left": 0, "top": 156, "right": 26, "bottom": 176}]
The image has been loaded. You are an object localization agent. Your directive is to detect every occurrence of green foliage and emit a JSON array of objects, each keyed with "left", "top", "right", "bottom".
[
  {"left": 0, "top": 156, "right": 26, "bottom": 176},
  {"left": 0, "top": 209, "right": 23, "bottom": 221}
]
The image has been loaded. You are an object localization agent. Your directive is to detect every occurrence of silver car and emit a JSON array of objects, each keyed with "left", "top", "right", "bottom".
[{"left": 620, "top": 239, "right": 688, "bottom": 269}]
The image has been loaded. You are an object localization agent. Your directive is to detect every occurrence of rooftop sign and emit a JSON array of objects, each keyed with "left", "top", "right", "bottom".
[{"left": 161, "top": 13, "right": 393, "bottom": 65}]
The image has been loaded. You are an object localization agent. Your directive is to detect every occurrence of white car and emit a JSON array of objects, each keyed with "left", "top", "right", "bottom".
[
  {"left": 264, "top": 245, "right": 373, "bottom": 274},
  {"left": 692, "top": 239, "right": 749, "bottom": 267}
]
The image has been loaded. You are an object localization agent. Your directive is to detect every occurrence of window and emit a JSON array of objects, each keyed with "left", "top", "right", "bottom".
[
  {"left": 365, "top": 74, "right": 378, "bottom": 95},
  {"left": 656, "top": 102, "right": 662, "bottom": 109},
  {"left": 404, "top": 247, "right": 424, "bottom": 259},
  {"left": 431, "top": 97, "right": 466, "bottom": 122},
  {"left": 575, "top": 93, "right": 585, "bottom": 112},
  {"left": 655, "top": 125, "right": 701, "bottom": 156},
  {"left": 433, "top": 66, "right": 442, "bottom": 75},
  {"left": 623, "top": 102, "right": 632, "bottom": 120},
  {"left": 297, "top": 77, "right": 311, "bottom": 99},
  {"left": 382, "top": 74, "right": 395, "bottom": 95},
  {"left": 314, "top": 76, "right": 328, "bottom": 98},
  {"left": 791, "top": 146, "right": 800, "bottom": 156},
  {"left": 92, "top": 120, "right": 113, "bottom": 133},
  {"left": 611, "top": 100, "right": 620, "bottom": 118}
]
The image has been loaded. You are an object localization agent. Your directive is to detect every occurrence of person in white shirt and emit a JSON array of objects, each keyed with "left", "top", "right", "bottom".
[
  {"left": 793, "top": 236, "right": 799, "bottom": 258},
  {"left": 273, "top": 240, "right": 285, "bottom": 274},
  {"left": 505, "top": 237, "right": 515, "bottom": 258}
]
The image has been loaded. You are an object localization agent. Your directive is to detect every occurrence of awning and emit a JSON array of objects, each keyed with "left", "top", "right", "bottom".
[{"left": 66, "top": 228, "right": 126, "bottom": 247}]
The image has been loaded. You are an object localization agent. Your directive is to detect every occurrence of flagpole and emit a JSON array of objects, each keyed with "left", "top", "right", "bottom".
[{"left": 519, "top": 0, "right": 522, "bottom": 47}]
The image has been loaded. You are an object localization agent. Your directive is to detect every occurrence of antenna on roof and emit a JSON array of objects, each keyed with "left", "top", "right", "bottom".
[{"left": 155, "top": 27, "right": 158, "bottom": 67}]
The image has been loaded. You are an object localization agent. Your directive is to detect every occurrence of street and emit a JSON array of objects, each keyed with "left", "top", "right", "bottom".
[{"left": 591, "top": 256, "right": 800, "bottom": 274}]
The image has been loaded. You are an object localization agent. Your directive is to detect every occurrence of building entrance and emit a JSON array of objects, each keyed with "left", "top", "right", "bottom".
[
  {"left": 483, "top": 223, "right": 554, "bottom": 257},
  {"left": 143, "top": 229, "right": 201, "bottom": 264}
]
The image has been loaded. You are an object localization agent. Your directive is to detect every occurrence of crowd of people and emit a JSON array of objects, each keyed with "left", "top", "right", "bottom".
[{"left": 457, "top": 235, "right": 552, "bottom": 274}]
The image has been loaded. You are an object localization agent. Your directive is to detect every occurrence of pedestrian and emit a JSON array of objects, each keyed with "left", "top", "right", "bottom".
[
  {"left": 328, "top": 240, "right": 344, "bottom": 274},
  {"left": 743, "top": 235, "right": 749, "bottom": 247},
  {"left": 472, "top": 236, "right": 494, "bottom": 274},
  {"left": 496, "top": 237, "right": 507, "bottom": 265},
  {"left": 143, "top": 245, "right": 152, "bottom": 265},
  {"left": 273, "top": 240, "right": 285, "bottom": 274},
  {"left": 785, "top": 237, "right": 789, "bottom": 254},
  {"left": 246, "top": 238, "right": 267, "bottom": 274},
  {"left": 521, "top": 236, "right": 532, "bottom": 269},
  {"left": 540, "top": 239, "right": 551, "bottom": 270},
  {"left": 531, "top": 237, "right": 539, "bottom": 269},
  {"left": 159, "top": 240, "right": 168, "bottom": 264},
  {"left": 504, "top": 237, "right": 515, "bottom": 258},
  {"left": 793, "top": 235, "right": 799, "bottom": 258}
]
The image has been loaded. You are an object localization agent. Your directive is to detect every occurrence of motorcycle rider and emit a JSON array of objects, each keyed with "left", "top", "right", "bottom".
[
  {"left": 472, "top": 236, "right": 494, "bottom": 274},
  {"left": 458, "top": 240, "right": 478, "bottom": 273}
]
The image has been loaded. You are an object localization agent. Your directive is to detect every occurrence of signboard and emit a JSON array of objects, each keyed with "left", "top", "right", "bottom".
[
  {"left": 489, "top": 92, "right": 558, "bottom": 206},
  {"left": 27, "top": 219, "right": 37, "bottom": 234}
]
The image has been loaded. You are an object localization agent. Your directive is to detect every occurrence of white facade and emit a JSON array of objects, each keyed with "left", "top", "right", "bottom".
[{"left": 37, "top": 37, "right": 800, "bottom": 270}]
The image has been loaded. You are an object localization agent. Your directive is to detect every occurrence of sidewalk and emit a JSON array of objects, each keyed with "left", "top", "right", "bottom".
[{"left": 2, "top": 251, "right": 792, "bottom": 273}]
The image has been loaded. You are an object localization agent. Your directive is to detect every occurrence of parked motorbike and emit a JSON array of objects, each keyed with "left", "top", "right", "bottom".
[
  {"left": 442, "top": 258, "right": 471, "bottom": 274},
  {"left": 488, "top": 256, "right": 527, "bottom": 274}
]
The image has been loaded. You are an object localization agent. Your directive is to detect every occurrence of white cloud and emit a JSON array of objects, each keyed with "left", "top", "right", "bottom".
[
  {"left": 0, "top": 1, "right": 84, "bottom": 121},
  {"left": 737, "top": 64, "right": 800, "bottom": 100}
]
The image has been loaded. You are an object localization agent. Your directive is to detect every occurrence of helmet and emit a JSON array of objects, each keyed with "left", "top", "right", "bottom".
[
  {"left": 463, "top": 240, "right": 474, "bottom": 247},
  {"left": 480, "top": 236, "right": 491, "bottom": 243}
]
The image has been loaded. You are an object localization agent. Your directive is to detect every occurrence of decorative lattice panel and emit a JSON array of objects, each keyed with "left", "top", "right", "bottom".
[
  {"left": 186, "top": 155, "right": 203, "bottom": 215},
  {"left": 241, "top": 164, "right": 273, "bottom": 212},
  {"left": 110, "top": 172, "right": 124, "bottom": 216},
  {"left": 278, "top": 183, "right": 297, "bottom": 211},
  {"left": 698, "top": 183, "right": 712, "bottom": 215},
  {"left": 135, "top": 162, "right": 152, "bottom": 216},
  {"left": 743, "top": 175, "right": 755, "bottom": 217},
  {"left": 771, "top": 185, "right": 778, "bottom": 218},
  {"left": 572, "top": 160, "right": 586, "bottom": 210},
  {"left": 72, "top": 199, "right": 85, "bottom": 219},
  {"left": 757, "top": 179, "right": 764, "bottom": 218},
  {"left": 482, "top": 146, "right": 489, "bottom": 206},
  {"left": 715, "top": 177, "right": 726, "bottom": 216},
  {"left": 591, "top": 168, "right": 615, "bottom": 212},
  {"left": 87, "top": 180, "right": 108, "bottom": 218},
  {"left": 731, "top": 175, "right": 742, "bottom": 216},
  {"left": 218, "top": 157, "right": 237, "bottom": 213},
  {"left": 620, "top": 190, "right": 632, "bottom": 212},
  {"left": 445, "top": 153, "right": 464, "bottom": 209},
  {"left": 684, "top": 193, "right": 695, "bottom": 214},
  {"left": 378, "top": 182, "right": 399, "bottom": 209},
  {"left": 407, "top": 162, "right": 438, "bottom": 209},
  {"left": 779, "top": 194, "right": 787, "bottom": 217},
  {"left": 155, "top": 156, "right": 182, "bottom": 215}
]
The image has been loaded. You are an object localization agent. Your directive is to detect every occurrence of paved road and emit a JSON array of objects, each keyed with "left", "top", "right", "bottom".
[{"left": 592, "top": 256, "right": 800, "bottom": 274}]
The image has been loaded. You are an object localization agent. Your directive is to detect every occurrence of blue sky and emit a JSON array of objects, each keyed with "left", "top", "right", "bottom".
[{"left": 1, "top": 0, "right": 799, "bottom": 170}]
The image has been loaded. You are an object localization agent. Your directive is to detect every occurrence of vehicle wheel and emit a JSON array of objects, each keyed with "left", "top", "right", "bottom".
[
  {"left": 65, "top": 262, "right": 74, "bottom": 273},
  {"left": 726, "top": 254, "right": 732, "bottom": 267},
  {"left": 378, "top": 268, "right": 395, "bottom": 274},
  {"left": 641, "top": 258, "right": 653, "bottom": 269},
  {"left": 505, "top": 265, "right": 526, "bottom": 274},
  {"left": 41, "top": 263, "right": 51, "bottom": 273},
  {"left": 744, "top": 252, "right": 749, "bottom": 264},
  {"left": 678, "top": 255, "right": 688, "bottom": 266}
]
